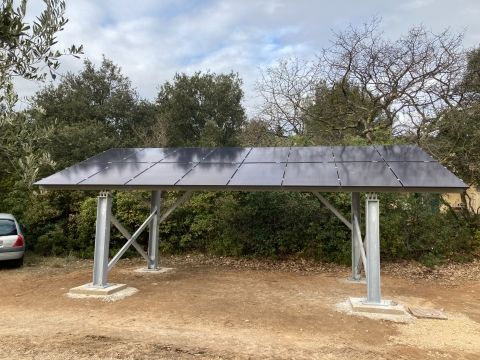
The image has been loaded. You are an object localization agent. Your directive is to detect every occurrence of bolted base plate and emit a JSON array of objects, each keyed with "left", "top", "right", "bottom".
[
  {"left": 69, "top": 283, "right": 127, "bottom": 296},
  {"left": 349, "top": 297, "right": 407, "bottom": 315},
  {"left": 134, "top": 267, "right": 174, "bottom": 274}
]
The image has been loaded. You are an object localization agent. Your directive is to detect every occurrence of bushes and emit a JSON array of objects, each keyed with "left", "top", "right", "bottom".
[
  {"left": 380, "top": 193, "right": 477, "bottom": 265},
  {"left": 2, "top": 186, "right": 478, "bottom": 265}
]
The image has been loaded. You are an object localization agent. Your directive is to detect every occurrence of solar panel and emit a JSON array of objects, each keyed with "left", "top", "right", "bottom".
[
  {"left": 336, "top": 162, "right": 400, "bottom": 188},
  {"left": 244, "top": 147, "right": 290, "bottom": 163},
  {"left": 374, "top": 145, "right": 435, "bottom": 162},
  {"left": 388, "top": 162, "right": 467, "bottom": 190},
  {"left": 282, "top": 162, "right": 340, "bottom": 188},
  {"left": 177, "top": 163, "right": 239, "bottom": 186},
  {"left": 36, "top": 162, "right": 108, "bottom": 186},
  {"left": 161, "top": 148, "right": 214, "bottom": 163},
  {"left": 34, "top": 146, "right": 467, "bottom": 192},
  {"left": 229, "top": 163, "right": 285, "bottom": 186},
  {"left": 83, "top": 148, "right": 143, "bottom": 163},
  {"left": 333, "top": 146, "right": 382, "bottom": 162},
  {"left": 202, "top": 147, "right": 251, "bottom": 163},
  {"left": 288, "top": 147, "right": 333, "bottom": 162},
  {"left": 122, "top": 148, "right": 175, "bottom": 162},
  {"left": 126, "top": 162, "right": 196, "bottom": 186},
  {"left": 80, "top": 162, "right": 152, "bottom": 185}
]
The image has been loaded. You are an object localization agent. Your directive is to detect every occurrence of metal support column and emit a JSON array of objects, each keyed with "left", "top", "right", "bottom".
[
  {"left": 147, "top": 190, "right": 161, "bottom": 270},
  {"left": 351, "top": 192, "right": 362, "bottom": 280},
  {"left": 92, "top": 191, "right": 112, "bottom": 288},
  {"left": 366, "top": 193, "right": 381, "bottom": 304}
]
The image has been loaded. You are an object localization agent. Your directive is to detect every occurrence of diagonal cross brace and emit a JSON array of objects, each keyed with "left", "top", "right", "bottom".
[
  {"left": 107, "top": 191, "right": 193, "bottom": 271},
  {"left": 353, "top": 215, "right": 368, "bottom": 276},
  {"left": 111, "top": 215, "right": 149, "bottom": 262},
  {"left": 312, "top": 192, "right": 352, "bottom": 230}
]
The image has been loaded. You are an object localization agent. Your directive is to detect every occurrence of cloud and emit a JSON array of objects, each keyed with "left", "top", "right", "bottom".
[{"left": 12, "top": 0, "right": 480, "bottom": 116}]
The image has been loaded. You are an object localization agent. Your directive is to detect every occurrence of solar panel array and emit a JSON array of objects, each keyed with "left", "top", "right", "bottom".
[{"left": 34, "top": 146, "right": 467, "bottom": 192}]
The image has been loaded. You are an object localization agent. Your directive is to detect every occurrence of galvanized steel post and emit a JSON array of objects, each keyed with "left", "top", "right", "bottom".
[
  {"left": 92, "top": 191, "right": 112, "bottom": 287},
  {"left": 366, "top": 193, "right": 381, "bottom": 304},
  {"left": 351, "top": 192, "right": 362, "bottom": 280},
  {"left": 147, "top": 190, "right": 161, "bottom": 269}
]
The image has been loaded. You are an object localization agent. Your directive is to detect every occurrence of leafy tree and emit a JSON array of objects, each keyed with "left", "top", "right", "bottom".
[
  {"left": 306, "top": 81, "right": 392, "bottom": 144},
  {"left": 155, "top": 72, "right": 246, "bottom": 147},
  {"left": 32, "top": 58, "right": 152, "bottom": 169},
  {"left": 0, "top": 0, "right": 80, "bottom": 203},
  {"left": 463, "top": 47, "right": 480, "bottom": 97},
  {"left": 1, "top": 0, "right": 82, "bottom": 117},
  {"left": 426, "top": 47, "right": 480, "bottom": 216}
]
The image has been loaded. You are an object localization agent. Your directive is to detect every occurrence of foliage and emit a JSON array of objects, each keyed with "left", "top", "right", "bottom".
[
  {"left": 463, "top": 47, "right": 480, "bottom": 98},
  {"left": 306, "top": 82, "right": 391, "bottom": 144},
  {"left": 31, "top": 57, "right": 152, "bottom": 169},
  {"left": 380, "top": 193, "right": 476, "bottom": 265},
  {"left": 155, "top": 72, "right": 246, "bottom": 147},
  {"left": 0, "top": 0, "right": 82, "bottom": 115},
  {"left": 23, "top": 189, "right": 477, "bottom": 268},
  {"left": 0, "top": 0, "right": 81, "bottom": 205},
  {"left": 0, "top": 15, "right": 478, "bottom": 267}
]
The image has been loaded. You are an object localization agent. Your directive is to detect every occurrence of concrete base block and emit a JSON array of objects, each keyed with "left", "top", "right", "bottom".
[
  {"left": 344, "top": 277, "right": 367, "bottom": 284},
  {"left": 134, "top": 267, "right": 173, "bottom": 274},
  {"left": 69, "top": 283, "right": 127, "bottom": 296},
  {"left": 349, "top": 297, "right": 407, "bottom": 315}
]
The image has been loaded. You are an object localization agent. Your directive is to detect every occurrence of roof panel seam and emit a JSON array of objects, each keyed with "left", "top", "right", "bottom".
[
  {"left": 331, "top": 146, "right": 342, "bottom": 187},
  {"left": 173, "top": 148, "right": 217, "bottom": 185},
  {"left": 76, "top": 164, "right": 111, "bottom": 185},
  {"left": 373, "top": 145, "right": 404, "bottom": 187},
  {"left": 226, "top": 147, "right": 254, "bottom": 185},
  {"left": 280, "top": 146, "right": 292, "bottom": 187},
  {"left": 124, "top": 149, "right": 179, "bottom": 185}
]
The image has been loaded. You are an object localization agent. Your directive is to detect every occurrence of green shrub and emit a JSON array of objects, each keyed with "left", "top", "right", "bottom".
[{"left": 2, "top": 184, "right": 478, "bottom": 264}]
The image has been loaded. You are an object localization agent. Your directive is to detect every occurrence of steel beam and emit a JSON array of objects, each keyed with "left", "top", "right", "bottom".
[
  {"left": 147, "top": 190, "right": 161, "bottom": 269},
  {"left": 107, "top": 191, "right": 193, "bottom": 272},
  {"left": 351, "top": 192, "right": 362, "bottom": 280},
  {"left": 92, "top": 191, "right": 112, "bottom": 288},
  {"left": 111, "top": 215, "right": 149, "bottom": 262},
  {"left": 312, "top": 192, "right": 352, "bottom": 230},
  {"left": 353, "top": 216, "right": 368, "bottom": 277},
  {"left": 366, "top": 193, "right": 381, "bottom": 304},
  {"left": 108, "top": 210, "right": 157, "bottom": 271}
]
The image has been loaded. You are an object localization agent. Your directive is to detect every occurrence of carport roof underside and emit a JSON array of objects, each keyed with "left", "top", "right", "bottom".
[{"left": 34, "top": 145, "right": 467, "bottom": 193}]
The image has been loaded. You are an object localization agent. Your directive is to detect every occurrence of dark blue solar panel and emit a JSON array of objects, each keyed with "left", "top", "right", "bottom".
[{"left": 34, "top": 146, "right": 467, "bottom": 192}]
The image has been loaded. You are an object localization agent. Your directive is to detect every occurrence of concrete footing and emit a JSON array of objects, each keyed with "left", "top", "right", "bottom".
[
  {"left": 349, "top": 297, "right": 407, "bottom": 315},
  {"left": 344, "top": 277, "right": 367, "bottom": 284},
  {"left": 134, "top": 267, "right": 173, "bottom": 274},
  {"left": 69, "top": 283, "right": 127, "bottom": 296}
]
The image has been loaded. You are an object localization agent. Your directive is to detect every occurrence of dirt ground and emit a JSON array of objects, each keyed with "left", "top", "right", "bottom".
[{"left": 0, "top": 255, "right": 479, "bottom": 360}]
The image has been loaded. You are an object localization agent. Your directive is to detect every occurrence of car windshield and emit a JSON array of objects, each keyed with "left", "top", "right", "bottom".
[{"left": 0, "top": 219, "right": 17, "bottom": 236}]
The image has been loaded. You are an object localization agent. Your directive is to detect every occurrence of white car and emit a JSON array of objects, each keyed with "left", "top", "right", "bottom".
[{"left": 0, "top": 213, "right": 25, "bottom": 267}]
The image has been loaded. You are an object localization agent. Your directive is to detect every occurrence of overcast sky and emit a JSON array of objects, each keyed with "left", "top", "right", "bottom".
[{"left": 16, "top": 0, "right": 480, "bottom": 115}]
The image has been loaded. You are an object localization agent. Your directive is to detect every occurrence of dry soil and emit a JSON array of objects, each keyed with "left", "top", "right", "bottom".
[{"left": 0, "top": 255, "right": 479, "bottom": 359}]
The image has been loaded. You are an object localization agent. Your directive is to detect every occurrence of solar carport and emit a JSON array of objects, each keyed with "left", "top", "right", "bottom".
[{"left": 35, "top": 145, "right": 467, "bottom": 305}]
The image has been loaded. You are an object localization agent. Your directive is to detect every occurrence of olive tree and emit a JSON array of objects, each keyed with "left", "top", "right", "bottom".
[{"left": 0, "top": 0, "right": 81, "bottom": 188}]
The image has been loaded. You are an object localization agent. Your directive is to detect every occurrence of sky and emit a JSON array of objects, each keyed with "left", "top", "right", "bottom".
[{"left": 15, "top": 0, "right": 480, "bottom": 115}]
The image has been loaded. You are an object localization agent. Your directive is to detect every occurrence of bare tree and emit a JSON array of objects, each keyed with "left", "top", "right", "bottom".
[
  {"left": 256, "top": 57, "right": 321, "bottom": 136},
  {"left": 321, "top": 18, "right": 466, "bottom": 141},
  {"left": 257, "top": 19, "right": 467, "bottom": 142}
]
